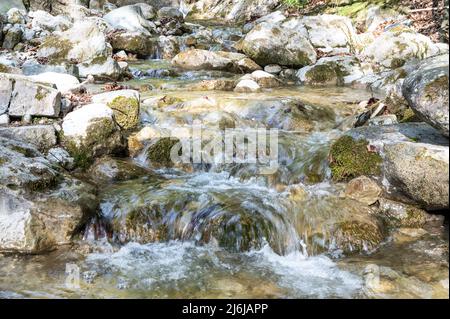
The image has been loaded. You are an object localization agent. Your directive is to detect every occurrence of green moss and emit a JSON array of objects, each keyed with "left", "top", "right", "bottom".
[
  {"left": 89, "top": 55, "right": 108, "bottom": 65},
  {"left": 107, "top": 96, "right": 140, "bottom": 130},
  {"left": 62, "top": 118, "right": 120, "bottom": 170},
  {"left": 337, "top": 220, "right": 383, "bottom": 250},
  {"left": 63, "top": 140, "right": 93, "bottom": 170},
  {"left": 305, "top": 63, "right": 349, "bottom": 85},
  {"left": 305, "top": 64, "right": 338, "bottom": 85},
  {"left": 399, "top": 108, "right": 420, "bottom": 123},
  {"left": 39, "top": 37, "right": 74, "bottom": 64},
  {"left": 390, "top": 58, "right": 405, "bottom": 69},
  {"left": 35, "top": 86, "right": 48, "bottom": 101},
  {"left": 147, "top": 137, "right": 180, "bottom": 167},
  {"left": 329, "top": 136, "right": 382, "bottom": 182},
  {"left": 336, "top": 2, "right": 368, "bottom": 18},
  {"left": 0, "top": 63, "right": 10, "bottom": 73},
  {"left": 0, "top": 157, "right": 6, "bottom": 165}
]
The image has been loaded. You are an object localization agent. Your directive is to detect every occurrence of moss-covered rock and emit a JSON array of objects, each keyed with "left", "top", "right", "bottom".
[
  {"left": 61, "top": 103, "right": 126, "bottom": 170},
  {"left": 108, "top": 96, "right": 140, "bottom": 130},
  {"left": 146, "top": 137, "right": 180, "bottom": 167},
  {"left": 329, "top": 135, "right": 382, "bottom": 182},
  {"left": 378, "top": 198, "right": 430, "bottom": 229},
  {"left": 92, "top": 90, "right": 140, "bottom": 130},
  {"left": 109, "top": 32, "right": 158, "bottom": 57}
]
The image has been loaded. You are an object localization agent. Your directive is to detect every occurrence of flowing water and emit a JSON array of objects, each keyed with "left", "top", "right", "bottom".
[{"left": 0, "top": 21, "right": 448, "bottom": 299}]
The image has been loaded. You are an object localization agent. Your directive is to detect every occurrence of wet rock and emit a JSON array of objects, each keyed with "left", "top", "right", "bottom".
[
  {"left": 298, "top": 196, "right": 385, "bottom": 254},
  {"left": 344, "top": 176, "right": 382, "bottom": 206},
  {"left": 240, "top": 22, "right": 316, "bottom": 67},
  {"left": 362, "top": 26, "right": 448, "bottom": 69},
  {"left": 61, "top": 103, "right": 125, "bottom": 168},
  {"left": 248, "top": 70, "right": 281, "bottom": 88},
  {"left": 383, "top": 141, "right": 449, "bottom": 211},
  {"left": 46, "top": 147, "right": 75, "bottom": 170},
  {"left": 264, "top": 64, "right": 282, "bottom": 75},
  {"left": 89, "top": 157, "right": 149, "bottom": 183},
  {"left": 378, "top": 198, "right": 431, "bottom": 228},
  {"left": 0, "top": 138, "right": 97, "bottom": 254},
  {"left": 234, "top": 79, "right": 261, "bottom": 93},
  {"left": 0, "top": 73, "right": 61, "bottom": 118},
  {"left": 402, "top": 54, "right": 449, "bottom": 137},
  {"left": 0, "top": 125, "right": 57, "bottom": 152},
  {"left": 191, "top": 79, "right": 236, "bottom": 91},
  {"left": 29, "top": 10, "right": 72, "bottom": 32},
  {"left": 146, "top": 137, "right": 180, "bottom": 168},
  {"left": 29, "top": 72, "right": 80, "bottom": 94},
  {"left": 91, "top": 90, "right": 140, "bottom": 130}
]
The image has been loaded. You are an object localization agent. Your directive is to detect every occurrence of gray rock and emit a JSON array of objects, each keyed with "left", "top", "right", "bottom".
[
  {"left": 157, "top": 7, "right": 183, "bottom": 21},
  {"left": 0, "top": 137, "right": 97, "bottom": 254},
  {"left": 0, "top": 73, "right": 61, "bottom": 118},
  {"left": 2, "top": 25, "right": 23, "bottom": 50},
  {"left": 402, "top": 54, "right": 449, "bottom": 137},
  {"left": 0, "top": 125, "right": 57, "bottom": 151},
  {"left": 61, "top": 103, "right": 125, "bottom": 161},
  {"left": 345, "top": 123, "right": 449, "bottom": 210},
  {"left": 46, "top": 147, "right": 75, "bottom": 170},
  {"left": 240, "top": 22, "right": 316, "bottom": 67}
]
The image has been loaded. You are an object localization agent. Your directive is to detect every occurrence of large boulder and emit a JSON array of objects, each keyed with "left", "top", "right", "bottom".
[
  {"left": 29, "top": 72, "right": 80, "bottom": 94},
  {"left": 108, "top": 31, "right": 158, "bottom": 57},
  {"left": 91, "top": 90, "right": 140, "bottom": 130},
  {"left": 362, "top": 26, "right": 448, "bottom": 69},
  {"left": 36, "top": 18, "right": 121, "bottom": 80},
  {"left": 296, "top": 56, "right": 366, "bottom": 86},
  {"left": 61, "top": 103, "right": 126, "bottom": 167},
  {"left": 0, "top": 137, "right": 97, "bottom": 254},
  {"left": 29, "top": 10, "right": 73, "bottom": 32},
  {"left": 172, "top": 49, "right": 259, "bottom": 72},
  {"left": 0, "top": 73, "right": 61, "bottom": 118},
  {"left": 402, "top": 54, "right": 449, "bottom": 137},
  {"left": 299, "top": 15, "right": 359, "bottom": 54},
  {"left": 342, "top": 123, "right": 449, "bottom": 211},
  {"left": 240, "top": 22, "right": 316, "bottom": 67},
  {"left": 0, "top": 125, "right": 57, "bottom": 152},
  {"left": 104, "top": 4, "right": 154, "bottom": 35}
]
